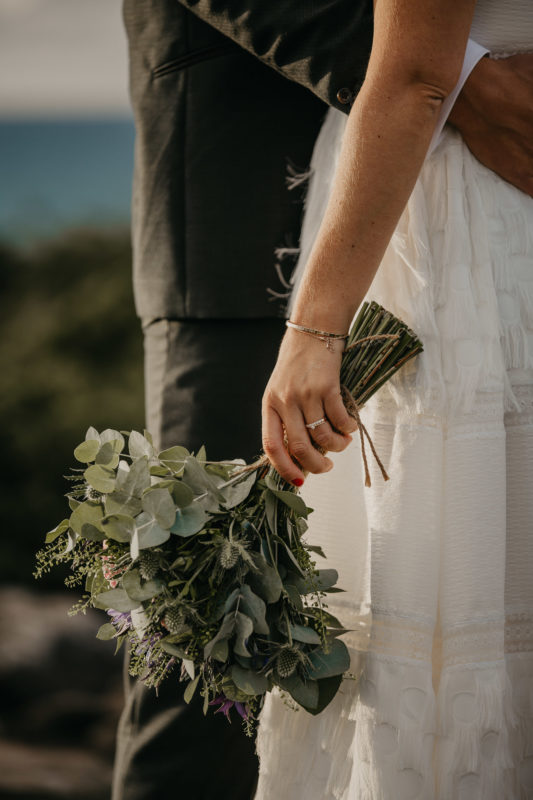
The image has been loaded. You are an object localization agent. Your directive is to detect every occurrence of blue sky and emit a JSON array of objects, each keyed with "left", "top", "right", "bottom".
[{"left": 0, "top": 0, "right": 131, "bottom": 117}]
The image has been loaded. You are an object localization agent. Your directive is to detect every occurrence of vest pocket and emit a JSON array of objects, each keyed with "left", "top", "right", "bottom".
[{"left": 152, "top": 43, "right": 236, "bottom": 79}]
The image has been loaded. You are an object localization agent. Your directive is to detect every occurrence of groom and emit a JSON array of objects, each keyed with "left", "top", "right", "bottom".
[{"left": 114, "top": 2, "right": 533, "bottom": 798}]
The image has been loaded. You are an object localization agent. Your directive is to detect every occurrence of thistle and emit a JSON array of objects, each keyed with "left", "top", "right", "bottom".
[
  {"left": 139, "top": 550, "right": 159, "bottom": 581},
  {"left": 218, "top": 539, "right": 241, "bottom": 570},
  {"left": 276, "top": 646, "right": 303, "bottom": 679},
  {"left": 164, "top": 606, "right": 185, "bottom": 634}
]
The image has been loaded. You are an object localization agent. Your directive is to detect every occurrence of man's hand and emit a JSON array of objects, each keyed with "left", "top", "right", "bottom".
[{"left": 449, "top": 54, "right": 533, "bottom": 196}]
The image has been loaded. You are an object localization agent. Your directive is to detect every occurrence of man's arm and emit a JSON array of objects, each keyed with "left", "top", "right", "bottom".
[{"left": 449, "top": 53, "right": 533, "bottom": 196}]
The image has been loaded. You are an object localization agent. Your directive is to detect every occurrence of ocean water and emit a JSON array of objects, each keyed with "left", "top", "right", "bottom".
[{"left": 0, "top": 117, "right": 135, "bottom": 246}]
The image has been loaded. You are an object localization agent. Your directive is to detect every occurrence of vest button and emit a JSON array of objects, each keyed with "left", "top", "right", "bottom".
[{"left": 336, "top": 87, "right": 354, "bottom": 105}]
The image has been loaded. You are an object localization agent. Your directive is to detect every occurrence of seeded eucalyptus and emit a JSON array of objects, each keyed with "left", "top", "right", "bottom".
[{"left": 35, "top": 303, "right": 422, "bottom": 730}]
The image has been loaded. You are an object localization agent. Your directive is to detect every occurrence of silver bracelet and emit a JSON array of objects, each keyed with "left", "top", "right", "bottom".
[{"left": 285, "top": 320, "right": 349, "bottom": 351}]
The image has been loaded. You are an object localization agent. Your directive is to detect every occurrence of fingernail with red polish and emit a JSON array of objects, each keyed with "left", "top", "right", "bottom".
[{"left": 292, "top": 477, "right": 304, "bottom": 487}]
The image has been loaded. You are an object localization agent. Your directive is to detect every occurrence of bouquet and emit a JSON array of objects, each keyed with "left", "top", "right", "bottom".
[{"left": 35, "top": 302, "right": 422, "bottom": 732}]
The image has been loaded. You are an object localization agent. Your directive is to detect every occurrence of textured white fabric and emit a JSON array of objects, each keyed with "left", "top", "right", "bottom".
[{"left": 255, "top": 2, "right": 533, "bottom": 798}]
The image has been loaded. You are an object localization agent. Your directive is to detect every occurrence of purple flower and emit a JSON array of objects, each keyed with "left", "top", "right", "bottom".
[
  {"left": 209, "top": 694, "right": 249, "bottom": 721},
  {"left": 107, "top": 609, "right": 132, "bottom": 635}
]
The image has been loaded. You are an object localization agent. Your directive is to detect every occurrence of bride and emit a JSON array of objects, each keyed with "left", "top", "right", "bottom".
[{"left": 255, "top": 0, "right": 533, "bottom": 798}]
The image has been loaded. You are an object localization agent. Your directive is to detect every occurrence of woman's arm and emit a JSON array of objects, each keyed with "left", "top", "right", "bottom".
[{"left": 262, "top": 0, "right": 477, "bottom": 485}]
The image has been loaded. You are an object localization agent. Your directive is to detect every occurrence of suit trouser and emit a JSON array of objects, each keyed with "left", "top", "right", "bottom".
[{"left": 112, "top": 317, "right": 286, "bottom": 800}]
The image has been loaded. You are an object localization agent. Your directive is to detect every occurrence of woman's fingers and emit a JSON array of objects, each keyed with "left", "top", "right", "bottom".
[
  {"left": 262, "top": 404, "right": 305, "bottom": 485},
  {"left": 262, "top": 403, "right": 333, "bottom": 484},
  {"left": 283, "top": 407, "right": 334, "bottom": 474},
  {"left": 303, "top": 404, "right": 352, "bottom": 452},
  {"left": 324, "top": 388, "right": 359, "bottom": 436}
]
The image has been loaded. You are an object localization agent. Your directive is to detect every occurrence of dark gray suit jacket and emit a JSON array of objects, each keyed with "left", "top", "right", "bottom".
[{"left": 123, "top": 0, "right": 373, "bottom": 320}]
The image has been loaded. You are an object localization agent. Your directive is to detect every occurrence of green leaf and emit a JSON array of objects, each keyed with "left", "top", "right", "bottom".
[
  {"left": 204, "top": 614, "right": 235, "bottom": 660},
  {"left": 100, "top": 513, "right": 135, "bottom": 543},
  {"left": 184, "top": 675, "right": 200, "bottom": 704},
  {"left": 170, "top": 504, "right": 209, "bottom": 537},
  {"left": 84, "top": 464, "right": 116, "bottom": 494},
  {"left": 122, "top": 569, "right": 164, "bottom": 602},
  {"left": 248, "top": 553, "right": 283, "bottom": 604},
  {"left": 142, "top": 487, "right": 176, "bottom": 529},
  {"left": 293, "top": 568, "right": 340, "bottom": 594},
  {"left": 288, "top": 623, "right": 321, "bottom": 644},
  {"left": 95, "top": 588, "right": 140, "bottom": 612},
  {"left": 195, "top": 444, "right": 207, "bottom": 463},
  {"left": 161, "top": 641, "right": 189, "bottom": 658},
  {"left": 95, "top": 441, "right": 120, "bottom": 468},
  {"left": 116, "top": 457, "right": 151, "bottom": 496},
  {"left": 312, "top": 674, "right": 344, "bottom": 715},
  {"left": 70, "top": 500, "right": 104, "bottom": 536},
  {"left": 231, "top": 665, "right": 268, "bottom": 696},
  {"left": 306, "top": 639, "right": 350, "bottom": 680},
  {"left": 99, "top": 429, "right": 125, "bottom": 453},
  {"left": 284, "top": 583, "right": 304, "bottom": 611},
  {"left": 279, "top": 674, "right": 319, "bottom": 711},
  {"left": 85, "top": 426, "right": 100, "bottom": 442},
  {"left": 264, "top": 490, "right": 278, "bottom": 534},
  {"left": 170, "top": 481, "right": 194, "bottom": 508},
  {"left": 183, "top": 456, "right": 225, "bottom": 509},
  {"left": 80, "top": 522, "right": 106, "bottom": 542},
  {"left": 210, "top": 639, "right": 229, "bottom": 662},
  {"left": 265, "top": 476, "right": 309, "bottom": 517},
  {"left": 220, "top": 677, "right": 251, "bottom": 703},
  {"left": 306, "top": 544, "right": 326, "bottom": 559},
  {"left": 134, "top": 512, "right": 170, "bottom": 550},
  {"left": 239, "top": 585, "right": 269, "bottom": 635},
  {"left": 128, "top": 430, "right": 154, "bottom": 459},
  {"left": 45, "top": 518, "right": 69, "bottom": 543},
  {"left": 234, "top": 611, "right": 253, "bottom": 657},
  {"left": 219, "top": 471, "right": 256, "bottom": 509},
  {"left": 74, "top": 439, "right": 100, "bottom": 463},
  {"left": 159, "top": 445, "right": 190, "bottom": 473},
  {"left": 96, "top": 623, "right": 117, "bottom": 641}
]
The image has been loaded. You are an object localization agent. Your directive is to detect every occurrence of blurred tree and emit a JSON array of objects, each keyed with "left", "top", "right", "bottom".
[{"left": 0, "top": 228, "right": 144, "bottom": 585}]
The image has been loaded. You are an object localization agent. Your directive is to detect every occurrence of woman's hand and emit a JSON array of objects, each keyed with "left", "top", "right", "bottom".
[{"left": 261, "top": 329, "right": 358, "bottom": 485}]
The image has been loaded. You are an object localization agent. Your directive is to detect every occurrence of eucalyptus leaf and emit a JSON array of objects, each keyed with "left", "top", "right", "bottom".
[
  {"left": 220, "top": 470, "right": 256, "bottom": 509},
  {"left": 84, "top": 464, "right": 116, "bottom": 494},
  {"left": 239, "top": 585, "right": 269, "bottom": 635},
  {"left": 231, "top": 665, "right": 268, "bottom": 696},
  {"left": 100, "top": 513, "right": 135, "bottom": 543},
  {"left": 70, "top": 500, "right": 104, "bottom": 536},
  {"left": 95, "top": 441, "right": 120, "bottom": 468},
  {"left": 159, "top": 445, "right": 190, "bottom": 473},
  {"left": 115, "top": 457, "right": 151, "bottom": 497},
  {"left": 195, "top": 444, "right": 207, "bottom": 463},
  {"left": 85, "top": 426, "right": 100, "bottom": 442},
  {"left": 183, "top": 456, "right": 225, "bottom": 506},
  {"left": 234, "top": 611, "right": 253, "bottom": 657},
  {"left": 122, "top": 569, "right": 164, "bottom": 602},
  {"left": 170, "top": 481, "right": 194, "bottom": 508},
  {"left": 306, "top": 639, "right": 350, "bottom": 680},
  {"left": 80, "top": 522, "right": 106, "bottom": 542},
  {"left": 142, "top": 487, "right": 176, "bottom": 529},
  {"left": 135, "top": 511, "right": 171, "bottom": 549},
  {"left": 161, "top": 641, "right": 189, "bottom": 658},
  {"left": 128, "top": 430, "right": 154, "bottom": 459},
  {"left": 288, "top": 623, "right": 321, "bottom": 644},
  {"left": 312, "top": 674, "right": 344, "bottom": 716},
  {"left": 204, "top": 613, "right": 235, "bottom": 660},
  {"left": 95, "top": 588, "right": 140, "bottom": 612},
  {"left": 279, "top": 673, "right": 319, "bottom": 711},
  {"left": 210, "top": 639, "right": 229, "bottom": 662},
  {"left": 170, "top": 505, "right": 209, "bottom": 537},
  {"left": 96, "top": 623, "right": 117, "bottom": 641},
  {"left": 45, "top": 518, "right": 69, "bottom": 544},
  {"left": 248, "top": 553, "right": 283, "bottom": 604},
  {"left": 283, "top": 583, "right": 304, "bottom": 611},
  {"left": 99, "top": 429, "right": 125, "bottom": 453},
  {"left": 74, "top": 439, "right": 100, "bottom": 463},
  {"left": 184, "top": 674, "right": 200, "bottom": 704},
  {"left": 220, "top": 677, "right": 251, "bottom": 703},
  {"left": 293, "top": 568, "right": 340, "bottom": 594}
]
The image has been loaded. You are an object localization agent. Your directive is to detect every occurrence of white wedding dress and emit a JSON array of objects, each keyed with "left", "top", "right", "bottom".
[{"left": 254, "top": 2, "right": 533, "bottom": 798}]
